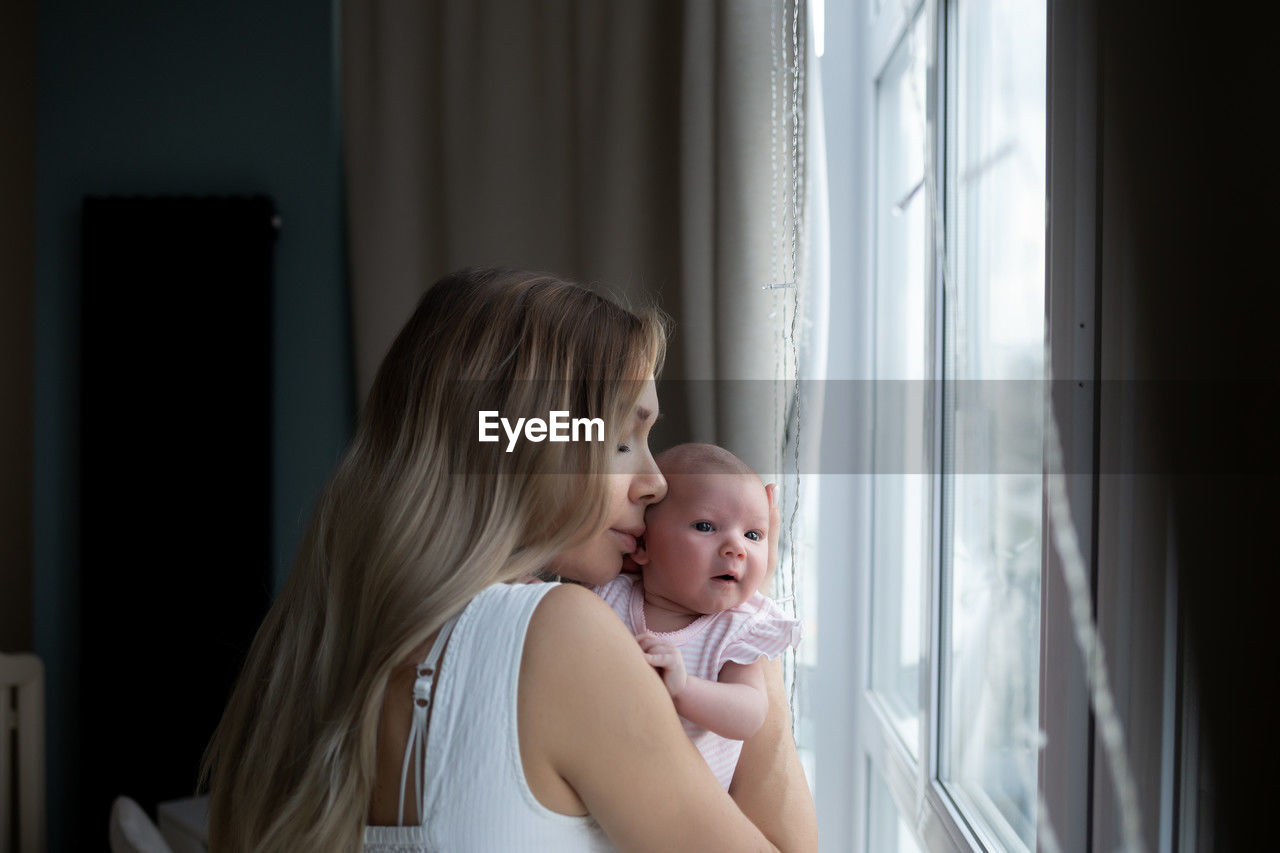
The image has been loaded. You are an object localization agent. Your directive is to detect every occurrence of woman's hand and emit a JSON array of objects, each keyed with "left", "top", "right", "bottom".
[
  {"left": 732, "top": 483, "right": 818, "bottom": 851},
  {"left": 637, "top": 633, "right": 687, "bottom": 697},
  {"left": 730, "top": 658, "right": 818, "bottom": 851}
]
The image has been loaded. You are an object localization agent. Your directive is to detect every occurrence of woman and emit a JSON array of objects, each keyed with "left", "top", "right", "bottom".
[{"left": 203, "top": 268, "right": 816, "bottom": 850}]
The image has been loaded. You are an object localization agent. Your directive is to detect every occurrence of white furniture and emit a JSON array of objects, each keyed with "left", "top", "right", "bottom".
[
  {"left": 0, "top": 652, "right": 45, "bottom": 853},
  {"left": 157, "top": 795, "right": 210, "bottom": 853},
  {"left": 108, "top": 796, "right": 172, "bottom": 853}
]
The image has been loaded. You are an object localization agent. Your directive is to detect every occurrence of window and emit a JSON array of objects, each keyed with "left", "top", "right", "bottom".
[
  {"left": 938, "top": 0, "right": 1046, "bottom": 849},
  {"left": 816, "top": 1, "right": 1198, "bottom": 850},
  {"left": 816, "top": 0, "right": 1049, "bottom": 848}
]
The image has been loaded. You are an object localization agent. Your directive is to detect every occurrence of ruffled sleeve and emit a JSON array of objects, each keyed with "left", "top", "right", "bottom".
[{"left": 719, "top": 594, "right": 803, "bottom": 667}]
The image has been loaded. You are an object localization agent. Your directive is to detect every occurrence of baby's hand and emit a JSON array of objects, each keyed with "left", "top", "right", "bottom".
[{"left": 637, "top": 633, "right": 687, "bottom": 698}]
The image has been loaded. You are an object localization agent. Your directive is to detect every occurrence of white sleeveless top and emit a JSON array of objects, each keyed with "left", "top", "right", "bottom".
[{"left": 363, "top": 582, "right": 614, "bottom": 852}]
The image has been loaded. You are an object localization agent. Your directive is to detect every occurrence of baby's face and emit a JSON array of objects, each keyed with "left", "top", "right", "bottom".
[{"left": 639, "top": 473, "right": 770, "bottom": 615}]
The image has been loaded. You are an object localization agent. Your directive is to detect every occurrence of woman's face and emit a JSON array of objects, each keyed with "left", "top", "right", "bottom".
[{"left": 549, "top": 378, "right": 667, "bottom": 586}]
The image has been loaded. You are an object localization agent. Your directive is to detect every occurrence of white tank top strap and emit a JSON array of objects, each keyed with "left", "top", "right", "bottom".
[
  {"left": 365, "top": 581, "right": 613, "bottom": 850},
  {"left": 397, "top": 610, "right": 463, "bottom": 827}
]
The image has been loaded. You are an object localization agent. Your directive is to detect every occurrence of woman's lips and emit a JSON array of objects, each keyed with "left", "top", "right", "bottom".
[{"left": 609, "top": 529, "right": 638, "bottom": 553}]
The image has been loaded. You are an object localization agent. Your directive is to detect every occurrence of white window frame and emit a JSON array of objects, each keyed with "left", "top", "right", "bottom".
[{"left": 812, "top": 0, "right": 1193, "bottom": 850}]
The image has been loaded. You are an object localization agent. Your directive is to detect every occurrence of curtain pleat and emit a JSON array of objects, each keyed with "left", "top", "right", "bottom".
[{"left": 342, "top": 0, "right": 812, "bottom": 477}]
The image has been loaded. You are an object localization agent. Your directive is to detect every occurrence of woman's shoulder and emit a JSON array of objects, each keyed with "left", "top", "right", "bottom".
[
  {"left": 453, "top": 578, "right": 560, "bottom": 625},
  {"left": 517, "top": 587, "right": 781, "bottom": 851},
  {"left": 525, "top": 581, "right": 633, "bottom": 650},
  {"left": 517, "top": 581, "right": 668, "bottom": 799},
  {"left": 520, "top": 581, "right": 650, "bottom": 706},
  {"left": 453, "top": 580, "right": 630, "bottom": 667}
]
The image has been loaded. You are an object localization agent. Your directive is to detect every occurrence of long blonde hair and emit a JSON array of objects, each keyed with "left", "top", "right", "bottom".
[{"left": 202, "top": 268, "right": 666, "bottom": 850}]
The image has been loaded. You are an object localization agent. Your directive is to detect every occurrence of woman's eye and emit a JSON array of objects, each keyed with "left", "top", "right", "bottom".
[
  {"left": 616, "top": 444, "right": 631, "bottom": 453},
  {"left": 693, "top": 521, "right": 714, "bottom": 532},
  {"left": 745, "top": 530, "right": 762, "bottom": 542}
]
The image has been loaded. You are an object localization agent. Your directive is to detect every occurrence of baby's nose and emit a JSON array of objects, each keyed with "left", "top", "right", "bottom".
[{"left": 722, "top": 541, "right": 745, "bottom": 559}]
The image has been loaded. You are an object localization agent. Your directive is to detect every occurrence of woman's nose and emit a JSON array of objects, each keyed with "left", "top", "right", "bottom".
[{"left": 632, "top": 459, "right": 667, "bottom": 506}]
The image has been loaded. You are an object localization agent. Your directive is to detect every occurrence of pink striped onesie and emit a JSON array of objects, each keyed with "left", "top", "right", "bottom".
[{"left": 594, "top": 572, "right": 802, "bottom": 789}]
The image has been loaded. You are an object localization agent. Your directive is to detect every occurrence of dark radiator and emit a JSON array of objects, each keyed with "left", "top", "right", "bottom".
[{"left": 78, "top": 196, "right": 277, "bottom": 846}]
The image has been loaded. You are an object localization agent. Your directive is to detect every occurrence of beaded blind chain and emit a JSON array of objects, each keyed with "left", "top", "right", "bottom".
[{"left": 767, "top": 0, "right": 807, "bottom": 728}]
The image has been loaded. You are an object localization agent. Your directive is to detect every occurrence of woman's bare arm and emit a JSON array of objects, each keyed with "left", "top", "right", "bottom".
[
  {"left": 729, "top": 657, "right": 817, "bottom": 852},
  {"left": 521, "top": 584, "right": 779, "bottom": 852},
  {"left": 728, "top": 482, "right": 818, "bottom": 851}
]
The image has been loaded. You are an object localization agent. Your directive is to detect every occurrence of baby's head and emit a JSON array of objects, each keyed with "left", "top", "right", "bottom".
[{"left": 632, "top": 443, "right": 770, "bottom": 615}]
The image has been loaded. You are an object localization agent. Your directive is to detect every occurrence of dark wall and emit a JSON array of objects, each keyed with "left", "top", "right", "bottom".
[
  {"left": 35, "top": 1, "right": 351, "bottom": 848},
  {"left": 0, "top": 0, "right": 36, "bottom": 654}
]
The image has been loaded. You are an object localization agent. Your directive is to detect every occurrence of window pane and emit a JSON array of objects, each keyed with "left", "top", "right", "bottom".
[
  {"left": 869, "top": 13, "right": 930, "bottom": 759},
  {"left": 940, "top": 0, "right": 1046, "bottom": 849}
]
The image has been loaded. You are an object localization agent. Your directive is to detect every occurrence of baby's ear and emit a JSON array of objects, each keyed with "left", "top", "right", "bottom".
[{"left": 630, "top": 536, "right": 651, "bottom": 566}]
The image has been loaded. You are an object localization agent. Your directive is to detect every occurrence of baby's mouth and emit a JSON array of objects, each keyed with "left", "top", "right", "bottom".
[{"left": 713, "top": 572, "right": 739, "bottom": 583}]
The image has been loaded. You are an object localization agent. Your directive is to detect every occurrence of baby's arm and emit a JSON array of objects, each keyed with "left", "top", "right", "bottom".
[{"left": 638, "top": 635, "right": 769, "bottom": 741}]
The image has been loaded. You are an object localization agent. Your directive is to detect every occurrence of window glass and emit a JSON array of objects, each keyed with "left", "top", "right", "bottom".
[
  {"left": 940, "top": 0, "right": 1047, "bottom": 848},
  {"left": 869, "top": 12, "right": 930, "bottom": 759}
]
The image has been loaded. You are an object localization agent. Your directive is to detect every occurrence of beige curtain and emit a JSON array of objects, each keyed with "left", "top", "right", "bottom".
[{"left": 342, "top": 0, "right": 804, "bottom": 475}]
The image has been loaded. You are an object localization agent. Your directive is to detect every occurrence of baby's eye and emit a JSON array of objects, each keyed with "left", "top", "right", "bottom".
[
  {"left": 745, "top": 530, "right": 763, "bottom": 542},
  {"left": 693, "top": 521, "right": 714, "bottom": 532}
]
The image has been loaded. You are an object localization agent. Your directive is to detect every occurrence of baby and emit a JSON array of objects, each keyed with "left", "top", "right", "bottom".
[{"left": 593, "top": 443, "right": 802, "bottom": 789}]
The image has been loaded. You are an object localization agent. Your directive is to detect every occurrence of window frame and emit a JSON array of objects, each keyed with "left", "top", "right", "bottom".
[
  {"left": 866, "top": 0, "right": 995, "bottom": 848},
  {"left": 817, "top": 0, "right": 1198, "bottom": 849},
  {"left": 816, "top": 0, "right": 1103, "bottom": 849}
]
